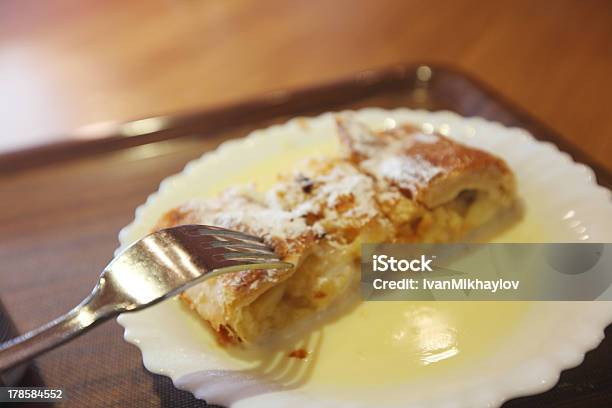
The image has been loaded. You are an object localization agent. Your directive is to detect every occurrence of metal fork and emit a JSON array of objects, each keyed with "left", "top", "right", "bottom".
[{"left": 0, "top": 225, "right": 293, "bottom": 372}]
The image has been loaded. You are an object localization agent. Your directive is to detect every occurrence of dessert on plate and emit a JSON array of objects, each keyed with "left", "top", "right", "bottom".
[{"left": 155, "top": 115, "right": 517, "bottom": 345}]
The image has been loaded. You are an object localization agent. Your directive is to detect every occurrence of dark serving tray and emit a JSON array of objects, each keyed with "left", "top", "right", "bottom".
[{"left": 0, "top": 64, "right": 610, "bottom": 407}]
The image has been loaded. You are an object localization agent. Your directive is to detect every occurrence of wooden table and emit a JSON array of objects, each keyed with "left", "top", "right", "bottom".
[{"left": 0, "top": 0, "right": 611, "bottom": 169}]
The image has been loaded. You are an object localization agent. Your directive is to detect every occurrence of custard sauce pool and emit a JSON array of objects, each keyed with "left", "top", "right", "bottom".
[
  {"left": 300, "top": 301, "right": 530, "bottom": 387},
  {"left": 197, "top": 138, "right": 544, "bottom": 388}
]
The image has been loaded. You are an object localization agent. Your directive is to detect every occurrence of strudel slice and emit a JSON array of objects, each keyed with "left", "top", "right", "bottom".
[{"left": 155, "top": 115, "right": 517, "bottom": 345}]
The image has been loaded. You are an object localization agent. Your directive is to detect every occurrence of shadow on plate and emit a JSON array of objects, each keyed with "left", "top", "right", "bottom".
[{"left": 173, "top": 330, "right": 323, "bottom": 407}]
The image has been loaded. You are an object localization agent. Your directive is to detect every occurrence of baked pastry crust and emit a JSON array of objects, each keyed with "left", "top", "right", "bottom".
[{"left": 155, "top": 115, "right": 518, "bottom": 344}]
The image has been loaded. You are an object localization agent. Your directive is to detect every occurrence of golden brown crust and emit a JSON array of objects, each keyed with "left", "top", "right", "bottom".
[{"left": 336, "top": 116, "right": 515, "bottom": 209}]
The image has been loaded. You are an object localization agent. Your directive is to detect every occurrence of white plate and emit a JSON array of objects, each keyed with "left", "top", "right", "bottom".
[{"left": 117, "top": 109, "right": 612, "bottom": 408}]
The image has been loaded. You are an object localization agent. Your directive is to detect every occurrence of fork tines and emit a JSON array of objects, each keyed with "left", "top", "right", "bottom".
[{"left": 186, "top": 225, "right": 292, "bottom": 268}]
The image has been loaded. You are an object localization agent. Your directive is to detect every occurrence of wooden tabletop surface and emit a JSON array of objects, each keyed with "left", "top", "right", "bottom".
[{"left": 0, "top": 0, "right": 611, "bottom": 168}]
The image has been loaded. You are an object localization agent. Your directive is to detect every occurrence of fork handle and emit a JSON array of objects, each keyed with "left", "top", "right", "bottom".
[{"left": 0, "top": 302, "right": 113, "bottom": 372}]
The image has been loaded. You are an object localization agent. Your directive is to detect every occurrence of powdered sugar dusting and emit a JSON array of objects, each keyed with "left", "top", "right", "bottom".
[
  {"left": 321, "top": 172, "right": 377, "bottom": 219},
  {"left": 212, "top": 209, "right": 307, "bottom": 243},
  {"left": 337, "top": 115, "right": 448, "bottom": 197},
  {"left": 366, "top": 155, "right": 444, "bottom": 195},
  {"left": 413, "top": 132, "right": 440, "bottom": 144},
  {"left": 338, "top": 116, "right": 384, "bottom": 158},
  {"left": 268, "top": 160, "right": 380, "bottom": 234},
  {"left": 180, "top": 185, "right": 311, "bottom": 254}
]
